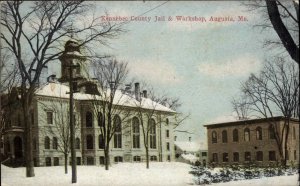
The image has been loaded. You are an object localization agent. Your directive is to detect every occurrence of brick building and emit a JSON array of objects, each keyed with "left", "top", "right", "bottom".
[{"left": 204, "top": 117, "right": 299, "bottom": 167}]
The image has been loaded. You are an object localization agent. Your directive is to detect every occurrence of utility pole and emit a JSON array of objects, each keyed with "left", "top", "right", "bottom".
[{"left": 59, "top": 39, "right": 86, "bottom": 183}]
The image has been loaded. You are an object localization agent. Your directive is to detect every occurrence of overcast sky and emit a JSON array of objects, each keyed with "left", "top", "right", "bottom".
[{"left": 46, "top": 1, "right": 284, "bottom": 144}]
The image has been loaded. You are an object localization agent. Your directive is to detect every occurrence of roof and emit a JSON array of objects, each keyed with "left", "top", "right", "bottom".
[
  {"left": 174, "top": 141, "right": 207, "bottom": 152},
  {"left": 203, "top": 116, "right": 300, "bottom": 128},
  {"left": 35, "top": 82, "right": 175, "bottom": 113}
]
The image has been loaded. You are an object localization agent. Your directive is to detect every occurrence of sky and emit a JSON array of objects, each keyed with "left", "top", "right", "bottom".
[{"left": 44, "top": 1, "right": 285, "bottom": 144}]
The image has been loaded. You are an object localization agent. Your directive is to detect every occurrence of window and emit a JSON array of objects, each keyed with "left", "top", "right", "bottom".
[
  {"left": 269, "top": 151, "right": 276, "bottom": 161},
  {"left": 114, "top": 115, "right": 122, "bottom": 148},
  {"left": 222, "top": 130, "right": 228, "bottom": 143},
  {"left": 17, "top": 114, "right": 21, "bottom": 126},
  {"left": 33, "top": 138, "right": 37, "bottom": 150},
  {"left": 212, "top": 131, "right": 217, "bottom": 143},
  {"left": 86, "top": 157, "right": 94, "bottom": 165},
  {"left": 149, "top": 118, "right": 156, "bottom": 149},
  {"left": 150, "top": 156, "right": 157, "bottom": 161},
  {"left": 45, "top": 157, "right": 51, "bottom": 166},
  {"left": 54, "top": 157, "right": 59, "bottom": 166},
  {"left": 233, "top": 152, "right": 239, "bottom": 162},
  {"left": 233, "top": 129, "right": 239, "bottom": 142},
  {"left": 99, "top": 156, "right": 105, "bottom": 165},
  {"left": 202, "top": 152, "right": 207, "bottom": 157},
  {"left": 114, "top": 156, "right": 123, "bottom": 163},
  {"left": 98, "top": 112, "right": 103, "bottom": 127},
  {"left": 46, "top": 112, "right": 53, "bottom": 124},
  {"left": 166, "top": 130, "right": 169, "bottom": 138},
  {"left": 167, "top": 155, "right": 171, "bottom": 161},
  {"left": 77, "top": 157, "right": 81, "bottom": 165},
  {"left": 212, "top": 153, "right": 218, "bottom": 162},
  {"left": 245, "top": 152, "right": 251, "bottom": 161},
  {"left": 133, "top": 156, "right": 141, "bottom": 162},
  {"left": 86, "top": 135, "right": 93, "bottom": 149},
  {"left": 269, "top": 125, "right": 275, "bottom": 139},
  {"left": 132, "top": 117, "right": 140, "bottom": 149},
  {"left": 293, "top": 126, "right": 296, "bottom": 140},
  {"left": 52, "top": 137, "right": 58, "bottom": 150},
  {"left": 256, "top": 151, "right": 263, "bottom": 161},
  {"left": 31, "top": 112, "right": 34, "bottom": 125},
  {"left": 75, "top": 138, "right": 80, "bottom": 149},
  {"left": 166, "top": 118, "right": 169, "bottom": 125},
  {"left": 44, "top": 136, "right": 50, "bottom": 149},
  {"left": 86, "top": 111, "right": 93, "bottom": 127},
  {"left": 256, "top": 127, "right": 262, "bottom": 140},
  {"left": 222, "top": 153, "right": 229, "bottom": 162},
  {"left": 294, "top": 150, "right": 297, "bottom": 160},
  {"left": 99, "top": 134, "right": 105, "bottom": 149},
  {"left": 244, "top": 128, "right": 250, "bottom": 142},
  {"left": 166, "top": 142, "right": 170, "bottom": 151}
]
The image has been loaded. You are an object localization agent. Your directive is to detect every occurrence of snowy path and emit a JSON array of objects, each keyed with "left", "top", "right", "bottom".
[{"left": 1, "top": 162, "right": 299, "bottom": 186}]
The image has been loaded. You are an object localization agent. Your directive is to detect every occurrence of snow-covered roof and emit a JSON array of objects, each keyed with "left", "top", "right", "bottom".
[
  {"left": 35, "top": 82, "right": 175, "bottom": 113},
  {"left": 175, "top": 141, "right": 207, "bottom": 152}
]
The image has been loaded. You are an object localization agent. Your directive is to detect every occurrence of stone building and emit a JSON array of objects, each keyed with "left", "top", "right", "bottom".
[
  {"left": 1, "top": 39, "right": 176, "bottom": 167},
  {"left": 204, "top": 117, "right": 299, "bottom": 167}
]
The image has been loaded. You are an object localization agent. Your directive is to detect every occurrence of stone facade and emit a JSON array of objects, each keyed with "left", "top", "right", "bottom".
[
  {"left": 204, "top": 117, "right": 299, "bottom": 167},
  {"left": 2, "top": 83, "right": 176, "bottom": 167}
]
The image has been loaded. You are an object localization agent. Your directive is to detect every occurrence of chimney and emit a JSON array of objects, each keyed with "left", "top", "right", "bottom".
[
  {"left": 189, "top": 137, "right": 191, "bottom": 142},
  {"left": 134, "top": 82, "right": 140, "bottom": 101},
  {"left": 142, "top": 90, "right": 147, "bottom": 98}
]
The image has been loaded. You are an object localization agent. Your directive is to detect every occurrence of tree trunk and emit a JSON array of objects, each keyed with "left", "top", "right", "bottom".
[
  {"left": 145, "top": 146, "right": 149, "bottom": 169},
  {"left": 64, "top": 153, "right": 68, "bottom": 174},
  {"left": 23, "top": 98, "right": 35, "bottom": 177},
  {"left": 265, "top": 0, "right": 299, "bottom": 64},
  {"left": 104, "top": 146, "right": 110, "bottom": 170},
  {"left": 283, "top": 120, "right": 290, "bottom": 168}
]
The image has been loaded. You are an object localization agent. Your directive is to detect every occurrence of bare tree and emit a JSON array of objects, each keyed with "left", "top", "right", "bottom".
[
  {"left": 1, "top": 1, "right": 123, "bottom": 177},
  {"left": 237, "top": 58, "right": 299, "bottom": 166},
  {"left": 231, "top": 95, "right": 251, "bottom": 120},
  {"left": 91, "top": 58, "right": 131, "bottom": 170},
  {"left": 39, "top": 97, "right": 79, "bottom": 174},
  {"left": 243, "top": 1, "right": 299, "bottom": 64}
]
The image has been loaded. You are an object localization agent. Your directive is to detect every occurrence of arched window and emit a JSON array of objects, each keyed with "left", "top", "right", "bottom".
[
  {"left": 86, "top": 111, "right": 93, "bottom": 127},
  {"left": 98, "top": 112, "right": 103, "bottom": 127},
  {"left": 256, "top": 127, "right": 262, "bottom": 140},
  {"left": 114, "top": 115, "right": 122, "bottom": 148},
  {"left": 149, "top": 118, "right": 156, "bottom": 149},
  {"left": 99, "top": 134, "right": 105, "bottom": 149},
  {"left": 269, "top": 125, "right": 275, "bottom": 139},
  {"left": 86, "top": 135, "right": 93, "bottom": 149},
  {"left": 75, "top": 138, "right": 80, "bottom": 149},
  {"left": 244, "top": 128, "right": 250, "bottom": 142},
  {"left": 212, "top": 131, "right": 217, "bottom": 143},
  {"left": 44, "top": 136, "right": 50, "bottom": 149},
  {"left": 222, "top": 130, "right": 228, "bottom": 143},
  {"left": 233, "top": 129, "right": 239, "bottom": 142},
  {"left": 52, "top": 137, "right": 58, "bottom": 150},
  {"left": 132, "top": 117, "right": 140, "bottom": 148}
]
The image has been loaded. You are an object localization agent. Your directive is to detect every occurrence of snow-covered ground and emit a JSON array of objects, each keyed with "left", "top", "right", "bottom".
[{"left": 1, "top": 162, "right": 299, "bottom": 186}]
